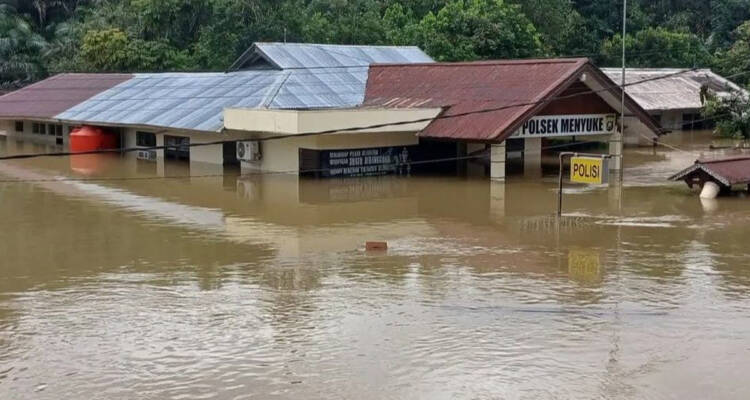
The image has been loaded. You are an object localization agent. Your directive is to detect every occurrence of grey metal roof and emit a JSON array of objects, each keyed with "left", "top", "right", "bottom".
[
  {"left": 55, "top": 67, "right": 369, "bottom": 132},
  {"left": 601, "top": 68, "right": 747, "bottom": 112},
  {"left": 250, "top": 42, "right": 434, "bottom": 69},
  {"left": 51, "top": 42, "right": 434, "bottom": 132}
]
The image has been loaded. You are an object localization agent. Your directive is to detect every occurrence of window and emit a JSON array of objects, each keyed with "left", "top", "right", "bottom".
[
  {"left": 14, "top": 121, "right": 23, "bottom": 132},
  {"left": 136, "top": 131, "right": 157, "bottom": 147},
  {"left": 55, "top": 125, "right": 63, "bottom": 137},
  {"left": 32, "top": 123, "right": 41, "bottom": 134}
]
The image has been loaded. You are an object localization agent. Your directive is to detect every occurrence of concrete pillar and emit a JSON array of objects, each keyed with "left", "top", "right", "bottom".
[
  {"left": 609, "top": 129, "right": 623, "bottom": 180},
  {"left": 608, "top": 179, "right": 623, "bottom": 214},
  {"left": 156, "top": 133, "right": 166, "bottom": 177},
  {"left": 524, "top": 137, "right": 542, "bottom": 178},
  {"left": 490, "top": 142, "right": 506, "bottom": 181},
  {"left": 490, "top": 181, "right": 506, "bottom": 219}
]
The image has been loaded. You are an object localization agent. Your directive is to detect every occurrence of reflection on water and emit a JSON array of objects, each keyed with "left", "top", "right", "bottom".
[{"left": 1, "top": 131, "right": 750, "bottom": 399}]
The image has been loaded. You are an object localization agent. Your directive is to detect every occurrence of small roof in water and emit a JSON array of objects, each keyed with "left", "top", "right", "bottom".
[{"left": 669, "top": 155, "right": 750, "bottom": 186}]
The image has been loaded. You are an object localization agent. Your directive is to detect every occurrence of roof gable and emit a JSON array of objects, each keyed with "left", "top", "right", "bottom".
[{"left": 230, "top": 42, "right": 434, "bottom": 71}]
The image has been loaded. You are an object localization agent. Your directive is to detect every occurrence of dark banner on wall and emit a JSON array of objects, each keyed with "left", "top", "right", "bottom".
[{"left": 300, "top": 146, "right": 414, "bottom": 178}]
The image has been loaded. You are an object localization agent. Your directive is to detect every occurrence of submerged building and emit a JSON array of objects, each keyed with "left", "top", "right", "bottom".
[
  {"left": 0, "top": 42, "right": 660, "bottom": 181},
  {"left": 0, "top": 42, "right": 434, "bottom": 172},
  {"left": 602, "top": 68, "right": 747, "bottom": 139}
]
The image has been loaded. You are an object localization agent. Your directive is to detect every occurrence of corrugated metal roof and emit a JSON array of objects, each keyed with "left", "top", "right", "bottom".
[
  {"left": 57, "top": 67, "right": 369, "bottom": 132},
  {"left": 601, "top": 68, "right": 746, "bottom": 112},
  {"left": 670, "top": 155, "right": 750, "bottom": 186},
  {"left": 50, "top": 43, "right": 433, "bottom": 132},
  {"left": 252, "top": 43, "right": 433, "bottom": 69},
  {"left": 0, "top": 73, "right": 131, "bottom": 119},
  {"left": 364, "top": 59, "right": 591, "bottom": 141}
]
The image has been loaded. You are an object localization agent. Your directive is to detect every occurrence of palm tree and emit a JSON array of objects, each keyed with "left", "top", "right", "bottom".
[{"left": 0, "top": 5, "right": 48, "bottom": 89}]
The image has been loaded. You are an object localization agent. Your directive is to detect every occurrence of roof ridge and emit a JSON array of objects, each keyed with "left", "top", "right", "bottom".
[
  {"left": 698, "top": 154, "right": 750, "bottom": 163},
  {"left": 256, "top": 42, "right": 422, "bottom": 49},
  {"left": 371, "top": 58, "right": 589, "bottom": 68}
]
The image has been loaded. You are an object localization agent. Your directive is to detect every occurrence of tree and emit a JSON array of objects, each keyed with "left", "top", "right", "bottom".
[
  {"left": 0, "top": 5, "right": 47, "bottom": 88},
  {"left": 509, "top": 0, "right": 594, "bottom": 57},
  {"left": 715, "top": 21, "right": 750, "bottom": 86},
  {"left": 412, "top": 0, "right": 544, "bottom": 61},
  {"left": 382, "top": 2, "right": 421, "bottom": 45},
  {"left": 80, "top": 27, "right": 130, "bottom": 71},
  {"left": 709, "top": 0, "right": 750, "bottom": 48},
  {"left": 600, "top": 27, "right": 712, "bottom": 68},
  {"left": 80, "top": 27, "right": 189, "bottom": 72},
  {"left": 702, "top": 87, "right": 750, "bottom": 139}
]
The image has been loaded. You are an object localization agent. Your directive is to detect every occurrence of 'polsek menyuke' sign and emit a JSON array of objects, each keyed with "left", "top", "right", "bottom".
[
  {"left": 302, "top": 146, "right": 412, "bottom": 178},
  {"left": 512, "top": 114, "right": 617, "bottom": 138}
]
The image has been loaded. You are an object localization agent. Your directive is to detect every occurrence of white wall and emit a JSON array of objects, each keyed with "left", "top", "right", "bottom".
[
  {"left": 224, "top": 108, "right": 441, "bottom": 135},
  {"left": 0, "top": 119, "right": 72, "bottom": 146}
]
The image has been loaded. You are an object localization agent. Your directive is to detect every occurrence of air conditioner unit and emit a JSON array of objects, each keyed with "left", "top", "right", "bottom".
[
  {"left": 136, "top": 150, "right": 157, "bottom": 161},
  {"left": 237, "top": 141, "right": 261, "bottom": 162}
]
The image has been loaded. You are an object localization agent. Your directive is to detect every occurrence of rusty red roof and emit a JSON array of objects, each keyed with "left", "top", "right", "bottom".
[
  {"left": 364, "top": 59, "right": 659, "bottom": 141},
  {"left": 0, "top": 73, "right": 132, "bottom": 119},
  {"left": 670, "top": 155, "right": 750, "bottom": 186}
]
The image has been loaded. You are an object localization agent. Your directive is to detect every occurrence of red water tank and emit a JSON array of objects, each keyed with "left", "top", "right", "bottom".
[{"left": 70, "top": 126, "right": 118, "bottom": 153}]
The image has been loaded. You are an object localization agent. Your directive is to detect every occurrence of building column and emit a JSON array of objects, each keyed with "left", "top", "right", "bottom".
[
  {"left": 490, "top": 142, "right": 506, "bottom": 181},
  {"left": 490, "top": 181, "right": 506, "bottom": 219},
  {"left": 609, "top": 129, "right": 623, "bottom": 180},
  {"left": 524, "top": 137, "right": 542, "bottom": 178}
]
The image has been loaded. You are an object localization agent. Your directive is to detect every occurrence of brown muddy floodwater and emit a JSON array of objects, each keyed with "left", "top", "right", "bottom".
[{"left": 1, "top": 132, "right": 750, "bottom": 399}]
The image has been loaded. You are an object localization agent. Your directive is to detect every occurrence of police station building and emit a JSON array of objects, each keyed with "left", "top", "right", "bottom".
[
  {"left": 224, "top": 58, "right": 659, "bottom": 182},
  {"left": 0, "top": 45, "right": 659, "bottom": 182}
]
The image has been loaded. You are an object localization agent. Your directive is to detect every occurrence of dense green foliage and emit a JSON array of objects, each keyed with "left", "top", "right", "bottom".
[
  {"left": 702, "top": 89, "right": 750, "bottom": 139},
  {"left": 1, "top": 0, "right": 749, "bottom": 90}
]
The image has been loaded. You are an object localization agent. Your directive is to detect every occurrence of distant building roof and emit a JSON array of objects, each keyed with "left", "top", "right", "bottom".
[
  {"left": 365, "top": 59, "right": 658, "bottom": 142},
  {"left": 669, "top": 155, "right": 750, "bottom": 186},
  {"left": 230, "top": 42, "right": 433, "bottom": 70},
  {"left": 0, "top": 74, "right": 132, "bottom": 119},
  {"left": 601, "top": 68, "right": 747, "bottom": 112}
]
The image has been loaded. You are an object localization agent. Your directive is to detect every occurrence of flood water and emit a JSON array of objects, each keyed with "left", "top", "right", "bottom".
[{"left": 1, "top": 132, "right": 750, "bottom": 399}]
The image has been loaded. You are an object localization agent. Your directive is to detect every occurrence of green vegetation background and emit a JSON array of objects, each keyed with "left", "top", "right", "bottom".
[{"left": 1, "top": 0, "right": 749, "bottom": 90}]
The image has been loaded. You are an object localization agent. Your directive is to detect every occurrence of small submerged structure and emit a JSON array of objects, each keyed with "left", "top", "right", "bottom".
[{"left": 670, "top": 155, "right": 750, "bottom": 198}]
